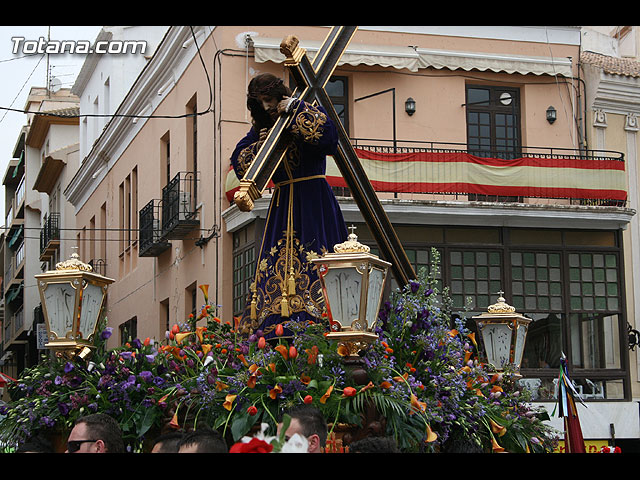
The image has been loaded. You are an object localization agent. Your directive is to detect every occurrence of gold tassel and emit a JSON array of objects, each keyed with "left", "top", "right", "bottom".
[
  {"left": 288, "top": 270, "right": 296, "bottom": 296},
  {"left": 250, "top": 293, "right": 257, "bottom": 320},
  {"left": 281, "top": 294, "right": 290, "bottom": 318}
]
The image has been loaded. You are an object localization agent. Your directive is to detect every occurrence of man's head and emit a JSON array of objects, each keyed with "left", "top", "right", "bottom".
[
  {"left": 66, "top": 413, "right": 125, "bottom": 453},
  {"left": 151, "top": 431, "right": 184, "bottom": 453},
  {"left": 278, "top": 405, "right": 327, "bottom": 453},
  {"left": 247, "top": 73, "right": 291, "bottom": 130},
  {"left": 177, "top": 427, "right": 227, "bottom": 453}
]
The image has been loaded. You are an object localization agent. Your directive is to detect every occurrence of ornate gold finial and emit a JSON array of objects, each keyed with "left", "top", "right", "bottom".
[
  {"left": 280, "top": 35, "right": 306, "bottom": 66},
  {"left": 234, "top": 190, "right": 255, "bottom": 212},
  {"left": 55, "top": 252, "right": 93, "bottom": 272},
  {"left": 333, "top": 225, "right": 371, "bottom": 254},
  {"left": 487, "top": 291, "right": 516, "bottom": 314}
]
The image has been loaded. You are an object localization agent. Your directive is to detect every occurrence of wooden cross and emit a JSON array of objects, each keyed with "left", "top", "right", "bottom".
[{"left": 233, "top": 26, "right": 415, "bottom": 286}]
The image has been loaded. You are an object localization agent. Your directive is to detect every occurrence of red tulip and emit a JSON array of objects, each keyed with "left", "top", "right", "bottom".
[
  {"left": 247, "top": 405, "right": 258, "bottom": 416},
  {"left": 258, "top": 337, "right": 266, "bottom": 349},
  {"left": 289, "top": 346, "right": 298, "bottom": 359},
  {"left": 275, "top": 324, "right": 284, "bottom": 336},
  {"left": 343, "top": 387, "right": 356, "bottom": 397},
  {"left": 303, "top": 395, "right": 313, "bottom": 404}
]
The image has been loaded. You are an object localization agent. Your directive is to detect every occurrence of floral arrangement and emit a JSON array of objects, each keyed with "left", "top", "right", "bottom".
[{"left": 0, "top": 257, "right": 560, "bottom": 453}]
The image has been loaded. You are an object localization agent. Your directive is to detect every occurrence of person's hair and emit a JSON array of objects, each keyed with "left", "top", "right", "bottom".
[
  {"left": 16, "top": 434, "right": 54, "bottom": 453},
  {"left": 246, "top": 73, "right": 292, "bottom": 131},
  {"left": 151, "top": 431, "right": 184, "bottom": 453},
  {"left": 282, "top": 405, "right": 328, "bottom": 447},
  {"left": 75, "top": 413, "right": 125, "bottom": 453},
  {"left": 348, "top": 436, "right": 399, "bottom": 453},
  {"left": 177, "top": 427, "right": 227, "bottom": 453}
]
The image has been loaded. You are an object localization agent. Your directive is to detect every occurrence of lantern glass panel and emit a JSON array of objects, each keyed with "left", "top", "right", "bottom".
[
  {"left": 514, "top": 323, "right": 528, "bottom": 367},
  {"left": 365, "top": 267, "right": 385, "bottom": 327},
  {"left": 43, "top": 282, "right": 77, "bottom": 339},
  {"left": 323, "top": 266, "right": 362, "bottom": 326},
  {"left": 481, "top": 322, "right": 512, "bottom": 368},
  {"left": 79, "top": 282, "right": 104, "bottom": 340}
]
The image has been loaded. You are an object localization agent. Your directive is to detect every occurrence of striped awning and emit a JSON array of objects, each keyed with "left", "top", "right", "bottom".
[{"left": 226, "top": 149, "right": 626, "bottom": 203}]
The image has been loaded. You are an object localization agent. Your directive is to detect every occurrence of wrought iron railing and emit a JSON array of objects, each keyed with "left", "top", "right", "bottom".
[
  {"left": 139, "top": 199, "right": 170, "bottom": 256},
  {"left": 161, "top": 171, "right": 200, "bottom": 238},
  {"left": 40, "top": 213, "right": 60, "bottom": 255}
]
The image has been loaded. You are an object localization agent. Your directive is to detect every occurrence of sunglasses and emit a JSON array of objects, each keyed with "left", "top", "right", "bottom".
[{"left": 67, "top": 439, "right": 98, "bottom": 453}]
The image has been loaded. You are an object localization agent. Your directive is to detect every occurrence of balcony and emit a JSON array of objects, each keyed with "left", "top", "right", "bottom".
[
  {"left": 88, "top": 258, "right": 107, "bottom": 276},
  {"left": 139, "top": 199, "right": 171, "bottom": 257},
  {"left": 160, "top": 171, "right": 200, "bottom": 240},
  {"left": 329, "top": 140, "right": 626, "bottom": 207},
  {"left": 40, "top": 213, "right": 61, "bottom": 261}
]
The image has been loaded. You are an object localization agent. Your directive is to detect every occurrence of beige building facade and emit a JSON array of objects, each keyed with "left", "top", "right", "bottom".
[{"left": 62, "top": 26, "right": 640, "bottom": 446}]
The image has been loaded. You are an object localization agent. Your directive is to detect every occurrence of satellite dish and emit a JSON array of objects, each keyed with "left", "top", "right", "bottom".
[{"left": 49, "top": 77, "right": 62, "bottom": 93}]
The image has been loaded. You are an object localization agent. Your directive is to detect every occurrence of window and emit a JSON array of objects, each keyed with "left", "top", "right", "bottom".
[
  {"left": 466, "top": 85, "right": 522, "bottom": 202},
  {"left": 120, "top": 316, "right": 137, "bottom": 345},
  {"left": 232, "top": 223, "right": 257, "bottom": 316},
  {"left": 326, "top": 76, "right": 349, "bottom": 132},
  {"left": 355, "top": 223, "right": 628, "bottom": 401}
]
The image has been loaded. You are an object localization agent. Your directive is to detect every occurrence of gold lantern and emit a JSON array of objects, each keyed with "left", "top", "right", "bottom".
[
  {"left": 311, "top": 228, "right": 391, "bottom": 358},
  {"left": 35, "top": 252, "right": 114, "bottom": 358},
  {"left": 472, "top": 292, "right": 531, "bottom": 376}
]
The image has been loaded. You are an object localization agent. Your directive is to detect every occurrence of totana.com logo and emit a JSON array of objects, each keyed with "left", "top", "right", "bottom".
[{"left": 11, "top": 37, "right": 147, "bottom": 55}]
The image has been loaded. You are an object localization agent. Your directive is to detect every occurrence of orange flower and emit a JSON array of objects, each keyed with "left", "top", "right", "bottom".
[
  {"left": 215, "top": 381, "right": 229, "bottom": 391},
  {"left": 491, "top": 373, "right": 502, "bottom": 384},
  {"left": 489, "top": 418, "right": 507, "bottom": 437},
  {"left": 464, "top": 350, "right": 472, "bottom": 364},
  {"left": 491, "top": 385, "right": 504, "bottom": 394},
  {"left": 143, "top": 337, "right": 150, "bottom": 346},
  {"left": 289, "top": 346, "right": 298, "bottom": 359},
  {"left": 249, "top": 363, "right": 259, "bottom": 374},
  {"left": 425, "top": 424, "right": 438, "bottom": 443},
  {"left": 380, "top": 381, "right": 392, "bottom": 389},
  {"left": 175, "top": 332, "right": 193, "bottom": 344},
  {"left": 409, "top": 394, "right": 426, "bottom": 415},
  {"left": 320, "top": 385, "right": 334, "bottom": 404},
  {"left": 274, "top": 344, "right": 289, "bottom": 360},
  {"left": 247, "top": 375, "right": 257, "bottom": 389},
  {"left": 342, "top": 386, "right": 357, "bottom": 397},
  {"left": 393, "top": 373, "right": 409, "bottom": 383},
  {"left": 237, "top": 353, "right": 249, "bottom": 367},
  {"left": 275, "top": 324, "right": 284, "bottom": 336},
  {"left": 468, "top": 332, "right": 477, "bottom": 348},
  {"left": 269, "top": 385, "right": 282, "bottom": 399},
  {"left": 258, "top": 337, "right": 266, "bottom": 350},
  {"left": 268, "top": 363, "right": 276, "bottom": 373},
  {"left": 169, "top": 411, "right": 180, "bottom": 429},
  {"left": 223, "top": 394, "right": 237, "bottom": 411},
  {"left": 201, "top": 344, "right": 212, "bottom": 356},
  {"left": 491, "top": 436, "right": 506, "bottom": 453},
  {"left": 195, "top": 326, "right": 207, "bottom": 343},
  {"left": 449, "top": 329, "right": 459, "bottom": 337},
  {"left": 358, "top": 381, "right": 375, "bottom": 394},
  {"left": 306, "top": 346, "right": 319, "bottom": 365},
  {"left": 300, "top": 374, "right": 311, "bottom": 385},
  {"left": 199, "top": 284, "right": 209, "bottom": 302}
]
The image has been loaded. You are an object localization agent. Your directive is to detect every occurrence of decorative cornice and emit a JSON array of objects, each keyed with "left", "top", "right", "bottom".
[{"left": 64, "top": 26, "right": 210, "bottom": 210}]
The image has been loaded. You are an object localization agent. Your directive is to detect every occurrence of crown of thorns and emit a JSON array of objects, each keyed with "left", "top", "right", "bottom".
[{"left": 248, "top": 77, "right": 285, "bottom": 99}]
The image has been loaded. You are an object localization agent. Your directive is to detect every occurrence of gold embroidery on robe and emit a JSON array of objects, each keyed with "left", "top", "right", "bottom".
[
  {"left": 238, "top": 233, "right": 326, "bottom": 336},
  {"left": 290, "top": 103, "right": 327, "bottom": 144}
]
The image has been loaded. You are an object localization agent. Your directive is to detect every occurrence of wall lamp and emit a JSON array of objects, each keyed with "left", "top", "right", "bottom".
[
  {"left": 405, "top": 97, "right": 416, "bottom": 116},
  {"left": 546, "top": 106, "right": 557, "bottom": 124}
]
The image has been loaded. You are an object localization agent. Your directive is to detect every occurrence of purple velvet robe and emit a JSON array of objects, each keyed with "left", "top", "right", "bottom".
[{"left": 231, "top": 99, "right": 348, "bottom": 338}]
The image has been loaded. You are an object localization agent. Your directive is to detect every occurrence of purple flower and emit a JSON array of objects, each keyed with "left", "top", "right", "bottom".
[
  {"left": 120, "top": 351, "right": 133, "bottom": 361},
  {"left": 58, "top": 402, "right": 70, "bottom": 416},
  {"left": 139, "top": 371, "right": 153, "bottom": 383},
  {"left": 101, "top": 327, "right": 113, "bottom": 340},
  {"left": 410, "top": 281, "right": 420, "bottom": 293},
  {"left": 64, "top": 362, "right": 74, "bottom": 373}
]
